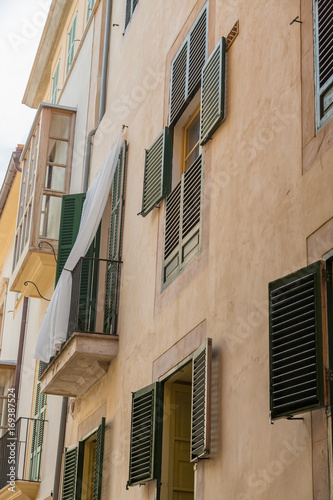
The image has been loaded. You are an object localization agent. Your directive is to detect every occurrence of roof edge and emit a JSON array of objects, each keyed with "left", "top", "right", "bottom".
[{"left": 22, "top": 0, "right": 73, "bottom": 109}]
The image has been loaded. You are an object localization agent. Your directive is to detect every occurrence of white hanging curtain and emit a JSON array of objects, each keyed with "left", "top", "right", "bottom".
[{"left": 34, "top": 133, "right": 123, "bottom": 362}]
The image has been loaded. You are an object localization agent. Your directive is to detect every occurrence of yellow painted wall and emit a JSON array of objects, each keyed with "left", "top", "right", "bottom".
[
  {"left": 44, "top": 0, "right": 97, "bottom": 104},
  {"left": 0, "top": 171, "right": 21, "bottom": 274}
]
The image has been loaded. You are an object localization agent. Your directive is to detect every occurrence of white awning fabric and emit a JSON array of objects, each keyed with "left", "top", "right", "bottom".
[{"left": 34, "top": 133, "right": 123, "bottom": 362}]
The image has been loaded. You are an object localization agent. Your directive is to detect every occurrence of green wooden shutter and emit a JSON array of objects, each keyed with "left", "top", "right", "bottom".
[
  {"left": 169, "top": 3, "right": 208, "bottom": 126},
  {"left": 51, "top": 62, "right": 60, "bottom": 104},
  {"left": 125, "top": 0, "right": 132, "bottom": 28},
  {"left": 200, "top": 37, "right": 227, "bottom": 145},
  {"left": 141, "top": 128, "right": 172, "bottom": 217},
  {"left": 56, "top": 193, "right": 100, "bottom": 332},
  {"left": 56, "top": 193, "right": 86, "bottom": 285},
  {"left": 314, "top": 0, "right": 333, "bottom": 129},
  {"left": 163, "top": 154, "right": 203, "bottom": 286},
  {"left": 127, "top": 382, "right": 163, "bottom": 488},
  {"left": 67, "top": 14, "right": 77, "bottom": 74},
  {"left": 86, "top": 0, "right": 95, "bottom": 22},
  {"left": 191, "top": 339, "right": 212, "bottom": 462},
  {"left": 188, "top": 5, "right": 208, "bottom": 96},
  {"left": 104, "top": 143, "right": 127, "bottom": 334},
  {"left": 29, "top": 361, "right": 47, "bottom": 481},
  {"left": 93, "top": 418, "right": 105, "bottom": 500},
  {"left": 62, "top": 442, "right": 84, "bottom": 500},
  {"left": 269, "top": 261, "right": 325, "bottom": 420}
]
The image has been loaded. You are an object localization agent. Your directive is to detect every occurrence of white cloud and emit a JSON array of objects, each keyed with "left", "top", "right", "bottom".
[{"left": 0, "top": 0, "right": 52, "bottom": 185}]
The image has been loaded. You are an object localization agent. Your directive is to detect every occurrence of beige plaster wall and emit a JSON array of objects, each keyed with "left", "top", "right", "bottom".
[{"left": 61, "top": 0, "right": 333, "bottom": 499}]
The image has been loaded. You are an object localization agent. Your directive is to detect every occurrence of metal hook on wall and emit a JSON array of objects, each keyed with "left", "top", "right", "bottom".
[
  {"left": 24, "top": 281, "right": 51, "bottom": 301},
  {"left": 38, "top": 241, "right": 58, "bottom": 263}
]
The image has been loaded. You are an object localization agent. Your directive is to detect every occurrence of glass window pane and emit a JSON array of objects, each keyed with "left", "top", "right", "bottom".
[
  {"left": 49, "top": 113, "right": 70, "bottom": 139},
  {"left": 186, "top": 113, "right": 200, "bottom": 155},
  {"left": 185, "top": 145, "right": 199, "bottom": 171},
  {"left": 45, "top": 165, "right": 66, "bottom": 191},
  {"left": 48, "top": 139, "right": 68, "bottom": 165},
  {"left": 39, "top": 195, "right": 62, "bottom": 239}
]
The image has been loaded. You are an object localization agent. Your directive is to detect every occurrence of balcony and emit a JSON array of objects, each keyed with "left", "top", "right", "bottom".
[
  {"left": 10, "top": 103, "right": 76, "bottom": 298},
  {"left": 40, "top": 257, "right": 120, "bottom": 397},
  {"left": 0, "top": 417, "right": 45, "bottom": 499}
]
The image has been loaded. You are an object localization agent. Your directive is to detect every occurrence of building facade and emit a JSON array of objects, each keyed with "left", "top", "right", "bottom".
[{"left": 0, "top": 0, "right": 333, "bottom": 499}]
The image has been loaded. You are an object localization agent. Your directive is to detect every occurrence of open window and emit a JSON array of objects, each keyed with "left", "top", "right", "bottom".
[
  {"left": 11, "top": 103, "right": 76, "bottom": 298},
  {"left": 61, "top": 418, "right": 105, "bottom": 500},
  {"left": 127, "top": 340, "right": 212, "bottom": 494}
]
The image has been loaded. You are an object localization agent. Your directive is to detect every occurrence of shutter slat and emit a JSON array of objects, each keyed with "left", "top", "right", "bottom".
[
  {"left": 200, "top": 37, "right": 226, "bottom": 144},
  {"left": 269, "top": 261, "right": 325, "bottom": 419}
]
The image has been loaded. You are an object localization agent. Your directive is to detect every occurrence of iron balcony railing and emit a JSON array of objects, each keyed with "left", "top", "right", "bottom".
[
  {"left": 68, "top": 257, "right": 122, "bottom": 339},
  {"left": 0, "top": 417, "right": 46, "bottom": 489}
]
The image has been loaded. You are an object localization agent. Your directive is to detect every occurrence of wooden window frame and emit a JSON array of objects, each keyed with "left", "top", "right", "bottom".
[{"left": 182, "top": 104, "right": 201, "bottom": 174}]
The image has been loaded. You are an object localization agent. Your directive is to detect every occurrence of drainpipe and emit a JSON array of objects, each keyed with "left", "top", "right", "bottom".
[
  {"left": 82, "top": 0, "right": 113, "bottom": 192},
  {"left": 53, "top": 1, "right": 113, "bottom": 497},
  {"left": 14, "top": 297, "right": 28, "bottom": 407}
]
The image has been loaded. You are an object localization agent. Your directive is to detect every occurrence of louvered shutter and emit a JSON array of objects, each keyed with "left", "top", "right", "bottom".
[
  {"left": 29, "top": 361, "right": 47, "bottom": 481},
  {"left": 269, "top": 261, "right": 325, "bottom": 420},
  {"left": 56, "top": 193, "right": 85, "bottom": 284},
  {"left": 200, "top": 37, "right": 227, "bottom": 145},
  {"left": 127, "top": 382, "right": 163, "bottom": 487},
  {"left": 188, "top": 6, "right": 208, "bottom": 96},
  {"left": 104, "top": 143, "right": 127, "bottom": 334},
  {"left": 169, "top": 4, "right": 208, "bottom": 126},
  {"left": 163, "top": 154, "right": 203, "bottom": 286},
  {"left": 314, "top": 0, "right": 333, "bottom": 127},
  {"left": 56, "top": 193, "right": 100, "bottom": 331},
  {"left": 125, "top": 0, "right": 131, "bottom": 29},
  {"left": 191, "top": 339, "right": 212, "bottom": 462},
  {"left": 141, "top": 128, "right": 172, "bottom": 217},
  {"left": 51, "top": 63, "right": 60, "bottom": 104},
  {"left": 62, "top": 443, "right": 84, "bottom": 500},
  {"left": 93, "top": 418, "right": 105, "bottom": 500}
]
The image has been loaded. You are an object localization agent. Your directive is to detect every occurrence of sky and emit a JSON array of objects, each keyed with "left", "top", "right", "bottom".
[{"left": 0, "top": 0, "right": 52, "bottom": 186}]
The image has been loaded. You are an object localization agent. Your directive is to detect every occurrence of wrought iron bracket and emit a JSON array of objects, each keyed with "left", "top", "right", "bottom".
[
  {"left": 24, "top": 281, "right": 51, "bottom": 301},
  {"left": 38, "top": 241, "right": 58, "bottom": 263}
]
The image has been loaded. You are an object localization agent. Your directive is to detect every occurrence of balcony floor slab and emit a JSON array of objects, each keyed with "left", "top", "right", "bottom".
[{"left": 39, "top": 332, "right": 118, "bottom": 397}]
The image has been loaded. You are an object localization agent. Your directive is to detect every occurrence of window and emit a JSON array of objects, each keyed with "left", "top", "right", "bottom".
[
  {"left": 61, "top": 419, "right": 105, "bottom": 500},
  {"left": 29, "top": 362, "right": 47, "bottom": 481},
  {"left": 127, "top": 340, "right": 212, "bottom": 491},
  {"left": 268, "top": 261, "right": 325, "bottom": 420},
  {"left": 51, "top": 62, "right": 60, "bottom": 104},
  {"left": 86, "top": 0, "right": 95, "bottom": 23},
  {"left": 183, "top": 106, "right": 200, "bottom": 173},
  {"left": 313, "top": 0, "right": 333, "bottom": 131},
  {"left": 66, "top": 14, "right": 77, "bottom": 75},
  {"left": 124, "top": 0, "right": 138, "bottom": 30}
]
